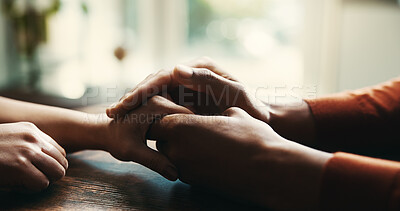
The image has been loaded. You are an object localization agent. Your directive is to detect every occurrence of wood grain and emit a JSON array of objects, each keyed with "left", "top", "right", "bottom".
[{"left": 0, "top": 151, "right": 266, "bottom": 210}]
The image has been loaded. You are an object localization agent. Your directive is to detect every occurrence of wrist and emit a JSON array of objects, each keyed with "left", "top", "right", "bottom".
[
  {"left": 80, "top": 113, "right": 113, "bottom": 151},
  {"left": 240, "top": 92, "right": 271, "bottom": 123},
  {"left": 287, "top": 141, "right": 332, "bottom": 210},
  {"left": 267, "top": 101, "right": 317, "bottom": 146},
  {"left": 260, "top": 137, "right": 332, "bottom": 210}
]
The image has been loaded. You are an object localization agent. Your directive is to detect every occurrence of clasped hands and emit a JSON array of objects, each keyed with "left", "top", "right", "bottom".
[
  {"left": 0, "top": 57, "right": 331, "bottom": 210},
  {"left": 103, "top": 57, "right": 331, "bottom": 210}
]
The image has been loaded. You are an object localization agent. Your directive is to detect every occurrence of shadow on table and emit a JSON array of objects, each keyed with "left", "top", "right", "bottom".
[{"left": 0, "top": 151, "right": 267, "bottom": 211}]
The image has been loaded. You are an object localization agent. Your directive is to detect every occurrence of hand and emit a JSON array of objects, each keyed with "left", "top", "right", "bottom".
[
  {"left": 106, "top": 57, "right": 270, "bottom": 122},
  {"left": 107, "top": 56, "right": 317, "bottom": 145},
  {"left": 98, "top": 95, "right": 192, "bottom": 181},
  {"left": 148, "top": 107, "right": 332, "bottom": 210},
  {"left": 0, "top": 122, "right": 68, "bottom": 192}
]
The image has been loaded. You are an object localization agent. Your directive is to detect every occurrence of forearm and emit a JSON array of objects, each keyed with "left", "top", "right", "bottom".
[
  {"left": 0, "top": 97, "right": 111, "bottom": 152},
  {"left": 247, "top": 139, "right": 331, "bottom": 210}
]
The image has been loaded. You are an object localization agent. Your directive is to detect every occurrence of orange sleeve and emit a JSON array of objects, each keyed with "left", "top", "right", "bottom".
[
  {"left": 319, "top": 152, "right": 400, "bottom": 210},
  {"left": 304, "top": 78, "right": 400, "bottom": 152}
]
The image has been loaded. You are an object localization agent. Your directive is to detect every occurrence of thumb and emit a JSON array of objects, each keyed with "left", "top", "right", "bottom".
[{"left": 134, "top": 146, "right": 178, "bottom": 181}]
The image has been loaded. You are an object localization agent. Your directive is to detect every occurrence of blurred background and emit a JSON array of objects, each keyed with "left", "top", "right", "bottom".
[{"left": 0, "top": 0, "right": 399, "bottom": 108}]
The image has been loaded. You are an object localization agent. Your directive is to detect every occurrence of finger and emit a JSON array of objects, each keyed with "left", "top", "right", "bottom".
[
  {"left": 222, "top": 107, "right": 249, "bottom": 118},
  {"left": 168, "top": 86, "right": 197, "bottom": 111},
  {"left": 107, "top": 70, "right": 178, "bottom": 118},
  {"left": 35, "top": 130, "right": 68, "bottom": 170},
  {"left": 107, "top": 57, "right": 236, "bottom": 118},
  {"left": 21, "top": 162, "right": 50, "bottom": 192},
  {"left": 165, "top": 93, "right": 173, "bottom": 101},
  {"left": 173, "top": 65, "right": 237, "bottom": 92},
  {"left": 126, "top": 96, "right": 191, "bottom": 181},
  {"left": 132, "top": 95, "right": 193, "bottom": 130},
  {"left": 184, "top": 56, "right": 239, "bottom": 81},
  {"left": 119, "top": 72, "right": 156, "bottom": 102},
  {"left": 31, "top": 151, "right": 66, "bottom": 183},
  {"left": 38, "top": 130, "right": 67, "bottom": 157},
  {"left": 158, "top": 90, "right": 197, "bottom": 113},
  {"left": 146, "top": 95, "right": 194, "bottom": 115},
  {"left": 172, "top": 65, "right": 244, "bottom": 108},
  {"left": 148, "top": 113, "right": 219, "bottom": 140},
  {"left": 41, "top": 140, "right": 68, "bottom": 170},
  {"left": 134, "top": 146, "right": 178, "bottom": 181}
]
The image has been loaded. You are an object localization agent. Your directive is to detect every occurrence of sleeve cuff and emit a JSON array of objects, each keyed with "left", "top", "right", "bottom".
[{"left": 319, "top": 152, "right": 400, "bottom": 210}]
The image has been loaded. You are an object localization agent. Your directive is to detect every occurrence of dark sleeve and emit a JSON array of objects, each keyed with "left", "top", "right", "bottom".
[
  {"left": 319, "top": 152, "right": 400, "bottom": 211},
  {"left": 304, "top": 78, "right": 400, "bottom": 152}
]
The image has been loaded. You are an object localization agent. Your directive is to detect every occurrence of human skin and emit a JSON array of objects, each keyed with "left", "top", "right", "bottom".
[
  {"left": 0, "top": 95, "right": 191, "bottom": 191},
  {"left": 107, "top": 57, "right": 317, "bottom": 147},
  {"left": 148, "top": 107, "right": 332, "bottom": 210},
  {"left": 0, "top": 122, "right": 67, "bottom": 192},
  {"left": 107, "top": 57, "right": 334, "bottom": 209}
]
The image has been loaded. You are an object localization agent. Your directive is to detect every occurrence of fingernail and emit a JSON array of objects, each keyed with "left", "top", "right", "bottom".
[
  {"left": 164, "top": 165, "right": 178, "bottom": 181},
  {"left": 176, "top": 65, "right": 193, "bottom": 79}
]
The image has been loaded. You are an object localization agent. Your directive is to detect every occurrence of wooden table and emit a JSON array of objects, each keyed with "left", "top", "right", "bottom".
[
  {"left": 0, "top": 150, "right": 265, "bottom": 210},
  {"left": 0, "top": 98, "right": 265, "bottom": 210}
]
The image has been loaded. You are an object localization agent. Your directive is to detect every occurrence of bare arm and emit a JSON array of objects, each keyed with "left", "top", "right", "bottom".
[
  {"left": 0, "top": 96, "right": 108, "bottom": 152},
  {"left": 0, "top": 96, "right": 191, "bottom": 181}
]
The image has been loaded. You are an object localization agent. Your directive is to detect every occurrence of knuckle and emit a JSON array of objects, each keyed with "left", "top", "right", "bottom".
[
  {"left": 146, "top": 96, "right": 160, "bottom": 106},
  {"left": 19, "top": 121, "right": 37, "bottom": 128},
  {"left": 156, "top": 69, "right": 168, "bottom": 76},
  {"left": 149, "top": 95, "right": 164, "bottom": 102},
  {"left": 18, "top": 145, "right": 38, "bottom": 157},
  {"left": 157, "top": 69, "right": 173, "bottom": 83},
  {"left": 15, "top": 155, "right": 29, "bottom": 168},
  {"left": 120, "top": 92, "right": 132, "bottom": 101},
  {"left": 29, "top": 148, "right": 41, "bottom": 158},
  {"left": 136, "top": 83, "right": 145, "bottom": 92},
  {"left": 225, "top": 107, "right": 241, "bottom": 113},
  {"left": 196, "top": 68, "right": 214, "bottom": 80},
  {"left": 224, "top": 107, "right": 247, "bottom": 119},
  {"left": 153, "top": 69, "right": 171, "bottom": 82},
  {"left": 21, "top": 131, "right": 40, "bottom": 144},
  {"left": 144, "top": 73, "right": 155, "bottom": 80}
]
